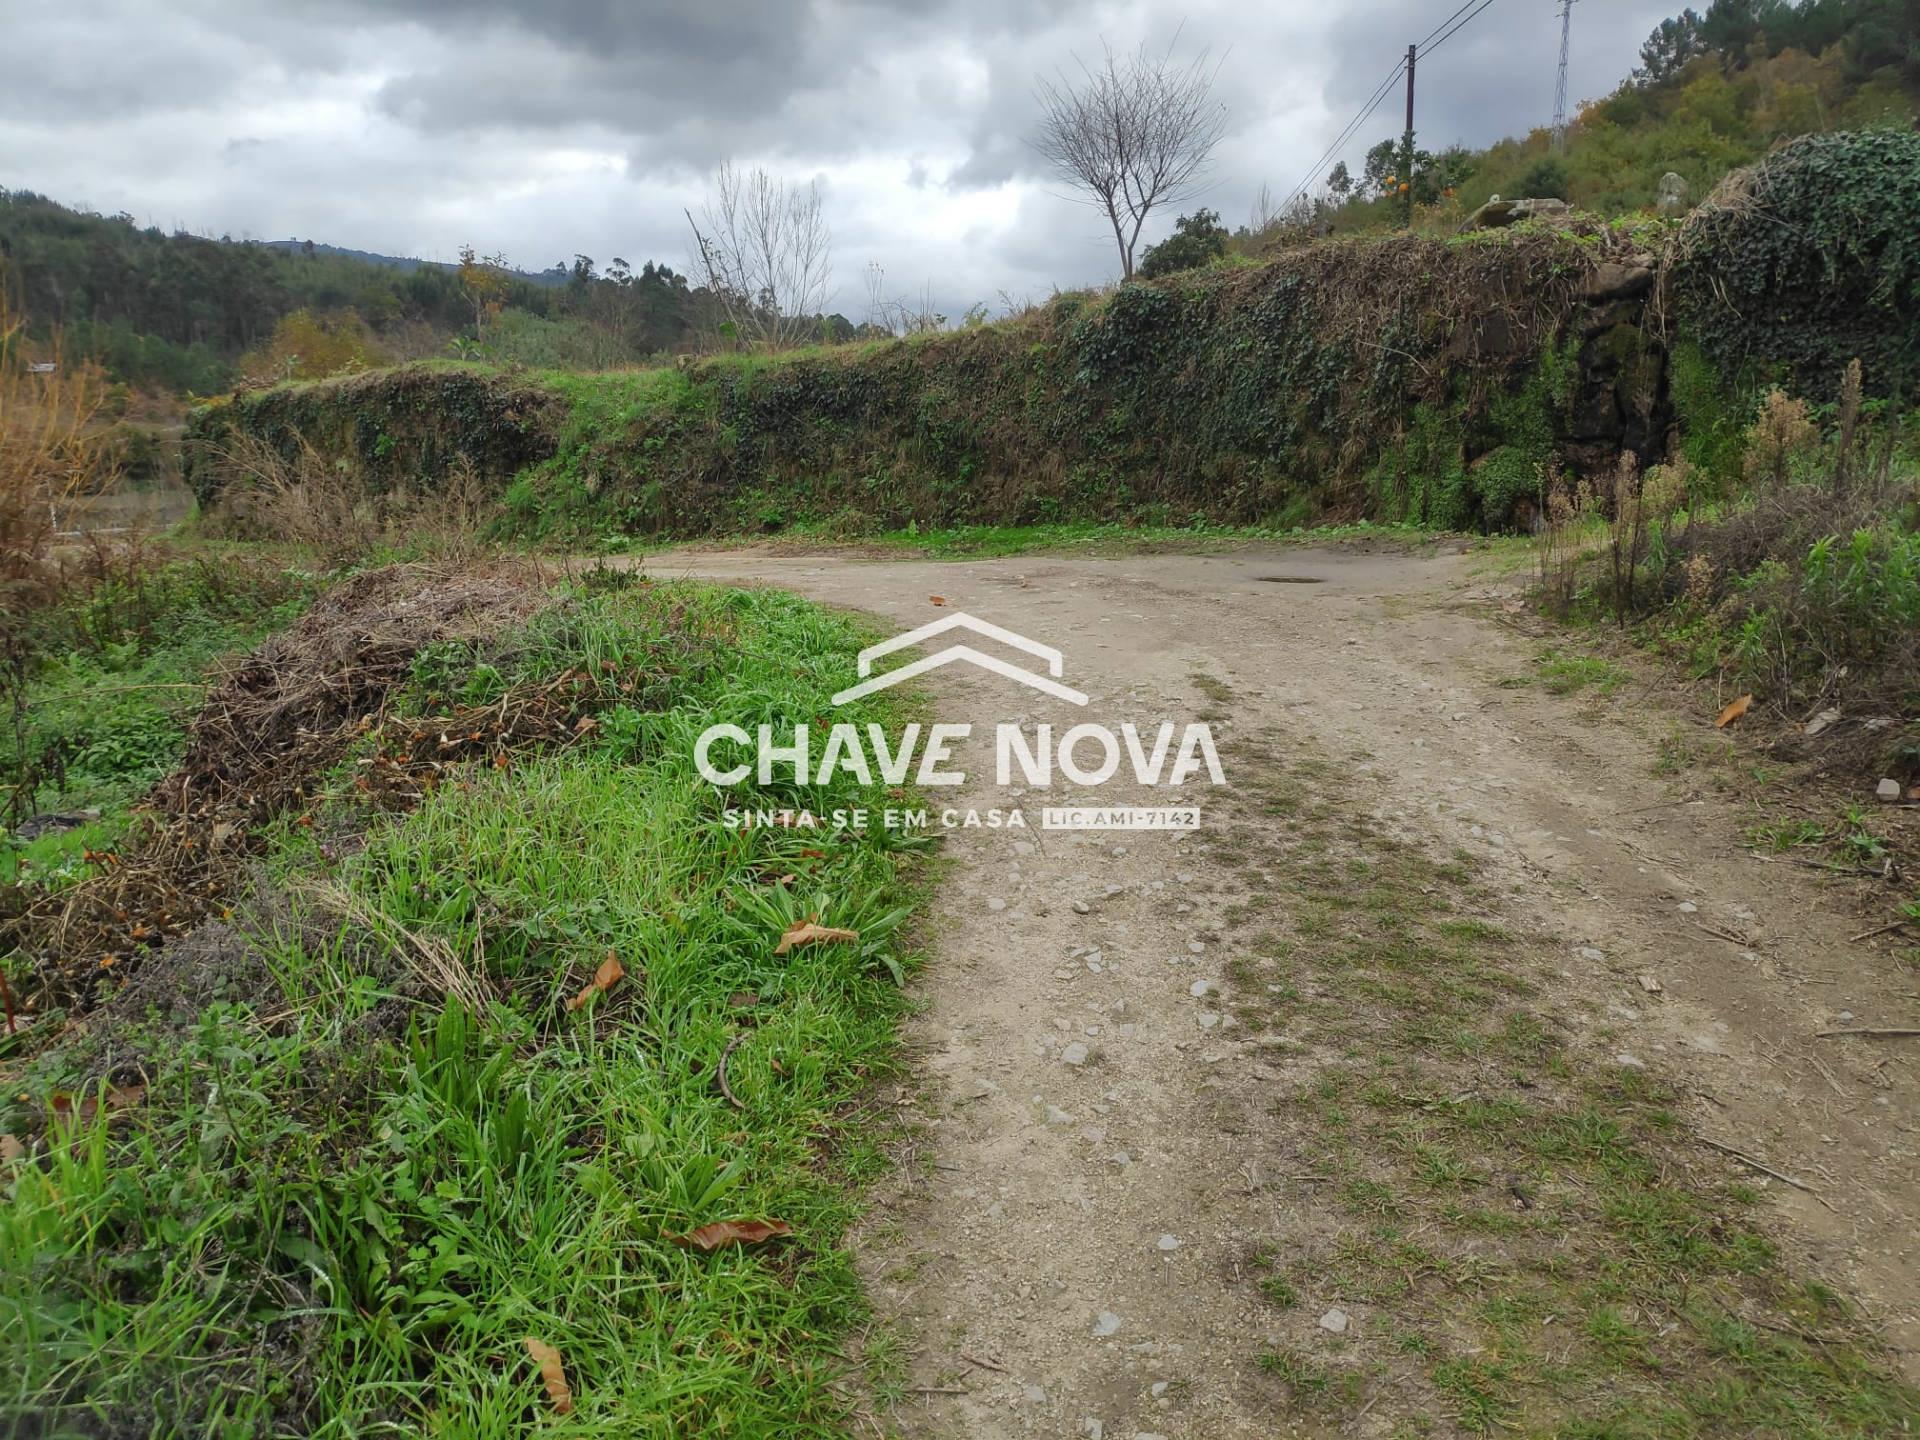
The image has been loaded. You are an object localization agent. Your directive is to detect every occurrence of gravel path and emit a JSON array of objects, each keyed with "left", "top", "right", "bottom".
[{"left": 637, "top": 542, "right": 1920, "bottom": 1437}]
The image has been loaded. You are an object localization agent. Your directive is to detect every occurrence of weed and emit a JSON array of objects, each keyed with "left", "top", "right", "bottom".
[{"left": 0, "top": 578, "right": 934, "bottom": 1434}]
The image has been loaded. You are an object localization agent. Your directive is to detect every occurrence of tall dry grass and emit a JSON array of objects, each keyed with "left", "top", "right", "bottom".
[
  {"left": 1, "top": 266, "right": 119, "bottom": 824},
  {"left": 207, "top": 430, "right": 492, "bottom": 568}
]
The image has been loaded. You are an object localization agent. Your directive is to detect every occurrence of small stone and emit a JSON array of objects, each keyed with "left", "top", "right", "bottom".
[
  {"left": 968, "top": 1077, "right": 1001, "bottom": 1099},
  {"left": 1677, "top": 901, "right": 1698, "bottom": 914},
  {"left": 1054, "top": 968, "right": 1077, "bottom": 980},
  {"left": 1805, "top": 708, "right": 1843, "bottom": 737},
  {"left": 1063, "top": 1042, "right": 1090, "bottom": 1066},
  {"left": 988, "top": 898, "right": 1007, "bottom": 912},
  {"left": 1023, "top": 1385, "right": 1048, "bottom": 1403},
  {"left": 1073, "top": 900, "right": 1092, "bottom": 915},
  {"left": 1046, "top": 1105, "right": 1077, "bottom": 1125},
  {"left": 1614, "top": 1052, "right": 1645, "bottom": 1070},
  {"left": 1092, "top": 1310, "right": 1122, "bottom": 1338},
  {"left": 1109, "top": 1150, "right": 1132, "bottom": 1167},
  {"left": 1577, "top": 947, "right": 1605, "bottom": 962},
  {"left": 1187, "top": 941, "right": 1205, "bottom": 954},
  {"left": 1081, "top": 1125, "right": 1107, "bottom": 1143},
  {"left": 1190, "top": 980, "right": 1214, "bottom": 998},
  {"left": 1081, "top": 1422, "right": 1105, "bottom": 1440},
  {"left": 1156, "top": 1234, "right": 1181, "bottom": 1252},
  {"left": 1197, "top": 1012, "right": 1220, "bottom": 1030},
  {"left": 1638, "top": 974, "right": 1663, "bottom": 993},
  {"left": 1150, "top": 1381, "right": 1169, "bottom": 1397},
  {"left": 1318, "top": 1307, "right": 1350, "bottom": 1334},
  {"left": 1877, "top": 778, "right": 1903, "bottom": 802}
]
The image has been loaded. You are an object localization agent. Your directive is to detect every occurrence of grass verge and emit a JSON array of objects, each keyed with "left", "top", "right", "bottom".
[{"left": 2, "top": 574, "right": 932, "bottom": 1436}]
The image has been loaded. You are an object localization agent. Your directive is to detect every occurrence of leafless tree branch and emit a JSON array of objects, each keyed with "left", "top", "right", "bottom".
[
  {"left": 1030, "top": 38, "right": 1228, "bottom": 279},
  {"left": 686, "top": 161, "right": 832, "bottom": 350}
]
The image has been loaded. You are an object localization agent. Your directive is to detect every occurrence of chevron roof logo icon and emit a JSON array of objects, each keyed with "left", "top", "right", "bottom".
[{"left": 831, "top": 612, "right": 1090, "bottom": 706}]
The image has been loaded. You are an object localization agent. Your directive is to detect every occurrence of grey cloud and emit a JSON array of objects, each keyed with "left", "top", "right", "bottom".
[{"left": 3, "top": 1, "right": 1688, "bottom": 331}]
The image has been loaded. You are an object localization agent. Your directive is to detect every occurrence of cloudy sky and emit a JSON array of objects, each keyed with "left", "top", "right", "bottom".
[{"left": 3, "top": 0, "right": 1678, "bottom": 318}]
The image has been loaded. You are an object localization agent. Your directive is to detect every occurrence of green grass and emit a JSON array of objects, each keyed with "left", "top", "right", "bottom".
[
  {"left": 4, "top": 553, "right": 310, "bottom": 877},
  {"left": 1, "top": 578, "right": 933, "bottom": 1435},
  {"left": 1532, "top": 648, "right": 1633, "bottom": 698},
  {"left": 857, "top": 518, "right": 1447, "bottom": 559}
]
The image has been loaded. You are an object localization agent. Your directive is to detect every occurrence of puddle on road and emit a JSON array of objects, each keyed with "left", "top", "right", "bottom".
[{"left": 1253, "top": 575, "right": 1326, "bottom": 584}]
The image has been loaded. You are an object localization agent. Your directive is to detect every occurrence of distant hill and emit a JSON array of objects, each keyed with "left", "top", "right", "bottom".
[
  {"left": 259, "top": 240, "right": 571, "bottom": 289},
  {"left": 0, "top": 190, "right": 718, "bottom": 392}
]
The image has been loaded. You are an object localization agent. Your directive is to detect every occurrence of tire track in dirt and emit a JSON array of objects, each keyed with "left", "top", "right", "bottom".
[{"left": 637, "top": 544, "right": 1919, "bottom": 1436}]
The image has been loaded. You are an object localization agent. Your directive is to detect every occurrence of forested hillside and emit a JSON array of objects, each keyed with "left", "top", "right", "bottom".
[
  {"left": 1298, "top": 0, "right": 1918, "bottom": 235},
  {"left": 0, "top": 192, "right": 735, "bottom": 393}
]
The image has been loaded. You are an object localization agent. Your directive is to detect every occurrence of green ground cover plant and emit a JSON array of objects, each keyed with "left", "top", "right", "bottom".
[{"left": 1, "top": 575, "right": 932, "bottom": 1436}]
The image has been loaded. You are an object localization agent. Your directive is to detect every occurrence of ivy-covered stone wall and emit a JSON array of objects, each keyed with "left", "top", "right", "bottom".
[
  {"left": 187, "top": 228, "right": 1666, "bottom": 537},
  {"left": 1672, "top": 129, "right": 1920, "bottom": 404}
]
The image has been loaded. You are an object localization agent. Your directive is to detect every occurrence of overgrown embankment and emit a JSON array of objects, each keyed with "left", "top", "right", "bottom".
[{"left": 187, "top": 228, "right": 1667, "bottom": 539}]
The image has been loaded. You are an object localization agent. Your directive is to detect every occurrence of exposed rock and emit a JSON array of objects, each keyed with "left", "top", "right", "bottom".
[
  {"left": 1656, "top": 171, "right": 1691, "bottom": 218},
  {"left": 1878, "top": 778, "right": 1903, "bottom": 802},
  {"left": 1319, "top": 1307, "right": 1350, "bottom": 1334},
  {"left": 1457, "top": 196, "right": 1574, "bottom": 233},
  {"left": 1581, "top": 262, "right": 1656, "bottom": 302}
]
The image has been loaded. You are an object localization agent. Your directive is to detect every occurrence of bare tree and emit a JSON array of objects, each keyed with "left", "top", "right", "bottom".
[
  {"left": 686, "top": 161, "right": 832, "bottom": 349},
  {"left": 1031, "top": 38, "right": 1227, "bottom": 280},
  {"left": 1248, "top": 182, "right": 1279, "bottom": 237}
]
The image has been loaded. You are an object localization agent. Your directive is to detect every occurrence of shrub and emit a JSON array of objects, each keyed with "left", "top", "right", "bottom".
[{"left": 1139, "top": 209, "right": 1229, "bottom": 279}]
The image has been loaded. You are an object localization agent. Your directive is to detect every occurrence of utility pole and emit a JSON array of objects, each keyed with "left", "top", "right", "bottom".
[
  {"left": 1402, "top": 42, "right": 1417, "bottom": 228},
  {"left": 1552, "top": 0, "right": 1577, "bottom": 152}
]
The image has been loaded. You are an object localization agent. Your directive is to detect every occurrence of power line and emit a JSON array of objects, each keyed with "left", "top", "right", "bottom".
[
  {"left": 1278, "top": 56, "right": 1408, "bottom": 211},
  {"left": 1417, "top": 0, "right": 1482, "bottom": 52},
  {"left": 1277, "top": 0, "right": 1498, "bottom": 216},
  {"left": 1422, "top": 0, "right": 1498, "bottom": 59}
]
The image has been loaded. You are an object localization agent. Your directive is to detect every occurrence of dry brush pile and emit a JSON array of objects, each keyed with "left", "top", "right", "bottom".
[{"left": 0, "top": 563, "right": 577, "bottom": 1014}]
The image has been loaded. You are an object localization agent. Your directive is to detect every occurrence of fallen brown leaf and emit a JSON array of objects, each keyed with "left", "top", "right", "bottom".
[
  {"left": 1715, "top": 694, "right": 1754, "bottom": 728},
  {"left": 774, "top": 919, "right": 859, "bottom": 955},
  {"left": 728, "top": 991, "right": 761, "bottom": 1009},
  {"left": 50, "top": 1082, "right": 146, "bottom": 1124},
  {"left": 0, "top": 1134, "right": 24, "bottom": 1162},
  {"left": 566, "top": 951, "right": 626, "bottom": 1011},
  {"left": 666, "top": 1218, "right": 793, "bottom": 1250},
  {"left": 524, "top": 1337, "right": 573, "bottom": 1415},
  {"left": 928, "top": 595, "right": 947, "bottom": 606}
]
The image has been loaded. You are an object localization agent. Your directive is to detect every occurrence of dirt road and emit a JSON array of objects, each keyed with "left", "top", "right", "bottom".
[{"left": 641, "top": 542, "right": 1920, "bottom": 1437}]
